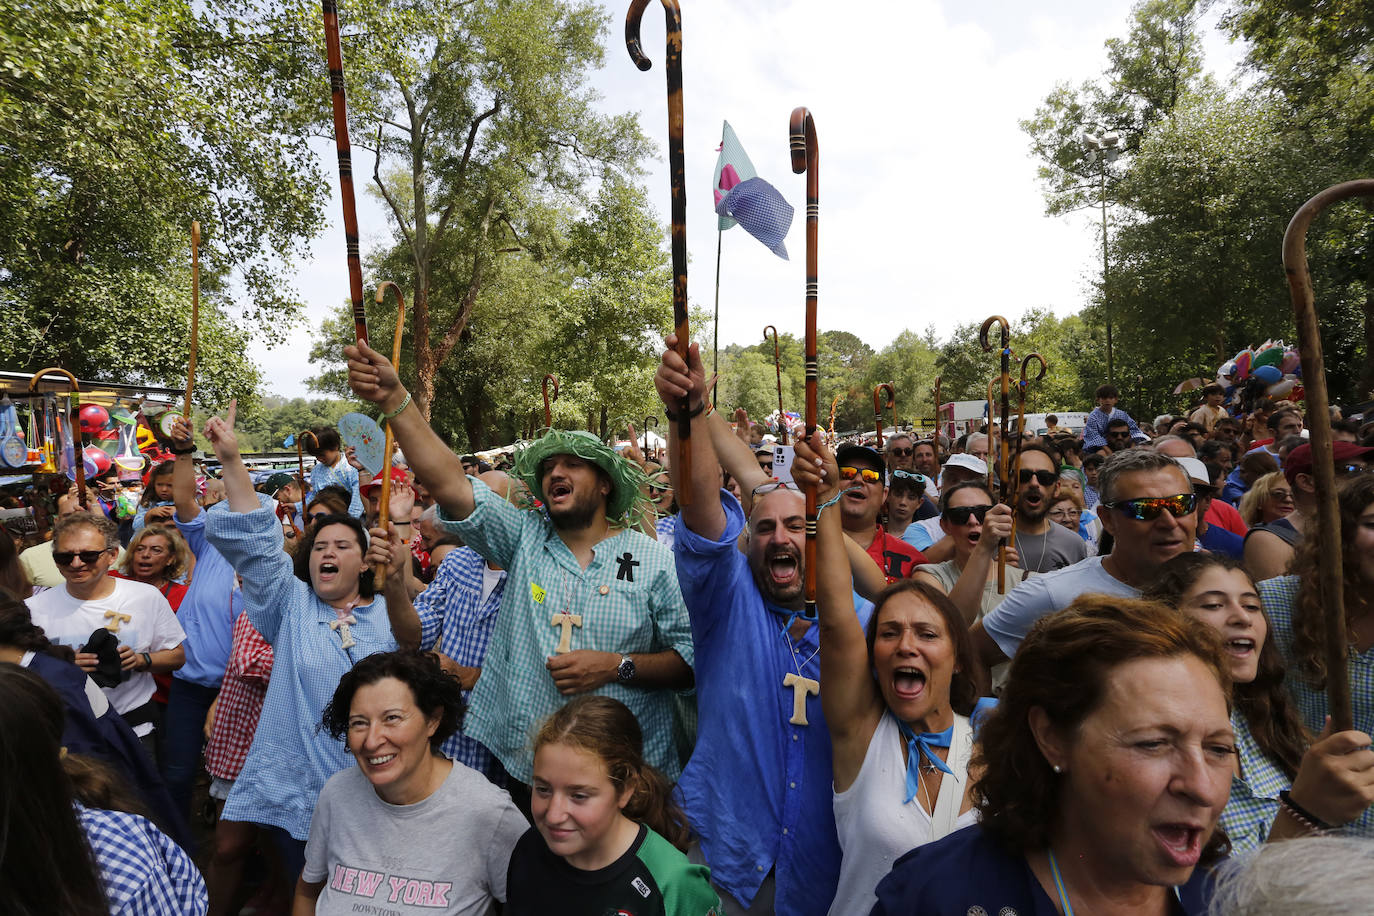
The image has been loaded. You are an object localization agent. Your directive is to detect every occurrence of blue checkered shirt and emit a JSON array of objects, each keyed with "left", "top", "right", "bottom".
[
  {"left": 438, "top": 479, "right": 695, "bottom": 785},
  {"left": 1260, "top": 573, "right": 1374, "bottom": 837},
  {"left": 207, "top": 505, "right": 397, "bottom": 840},
  {"left": 309, "top": 457, "right": 363, "bottom": 517},
  {"left": 77, "top": 803, "right": 207, "bottom": 915},
  {"left": 1221, "top": 710, "right": 1289, "bottom": 855},
  {"left": 415, "top": 545, "right": 505, "bottom": 777}
]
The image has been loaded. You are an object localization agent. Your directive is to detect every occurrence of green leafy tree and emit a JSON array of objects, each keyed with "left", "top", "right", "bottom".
[{"left": 0, "top": 0, "right": 327, "bottom": 402}]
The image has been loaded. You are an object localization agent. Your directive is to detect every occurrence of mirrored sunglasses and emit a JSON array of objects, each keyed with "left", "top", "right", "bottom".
[
  {"left": 839, "top": 466, "right": 882, "bottom": 483},
  {"left": 1104, "top": 493, "right": 1197, "bottom": 521}
]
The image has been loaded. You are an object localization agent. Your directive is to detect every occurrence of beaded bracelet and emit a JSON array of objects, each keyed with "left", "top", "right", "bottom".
[{"left": 1279, "top": 790, "right": 1334, "bottom": 833}]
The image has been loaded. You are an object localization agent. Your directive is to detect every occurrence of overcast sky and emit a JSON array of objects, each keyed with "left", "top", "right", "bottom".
[{"left": 247, "top": 0, "right": 1246, "bottom": 399}]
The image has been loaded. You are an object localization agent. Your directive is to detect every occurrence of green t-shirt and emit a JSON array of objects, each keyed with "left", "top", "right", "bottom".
[{"left": 506, "top": 823, "right": 721, "bottom": 916}]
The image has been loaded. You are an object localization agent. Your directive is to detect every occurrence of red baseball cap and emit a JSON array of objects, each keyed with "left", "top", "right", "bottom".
[{"left": 1284, "top": 441, "right": 1374, "bottom": 487}]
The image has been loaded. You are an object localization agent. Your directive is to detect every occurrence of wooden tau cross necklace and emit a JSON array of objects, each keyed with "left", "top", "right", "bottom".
[{"left": 780, "top": 617, "right": 819, "bottom": 726}]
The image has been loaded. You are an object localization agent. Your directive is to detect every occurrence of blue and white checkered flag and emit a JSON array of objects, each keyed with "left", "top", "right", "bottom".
[{"left": 714, "top": 177, "right": 794, "bottom": 260}]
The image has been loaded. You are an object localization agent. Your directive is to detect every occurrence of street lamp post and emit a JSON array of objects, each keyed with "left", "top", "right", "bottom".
[{"left": 1081, "top": 126, "right": 1120, "bottom": 385}]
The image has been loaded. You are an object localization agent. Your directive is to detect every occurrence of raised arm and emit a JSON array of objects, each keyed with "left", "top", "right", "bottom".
[
  {"left": 793, "top": 430, "right": 882, "bottom": 788},
  {"left": 346, "top": 340, "right": 474, "bottom": 520},
  {"left": 655, "top": 334, "right": 726, "bottom": 540},
  {"left": 169, "top": 417, "right": 200, "bottom": 524},
  {"left": 945, "top": 503, "right": 1014, "bottom": 627},
  {"left": 203, "top": 402, "right": 259, "bottom": 514}
]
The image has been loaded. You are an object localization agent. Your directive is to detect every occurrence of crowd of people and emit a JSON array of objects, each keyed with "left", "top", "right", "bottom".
[{"left": 2, "top": 341, "right": 1374, "bottom": 915}]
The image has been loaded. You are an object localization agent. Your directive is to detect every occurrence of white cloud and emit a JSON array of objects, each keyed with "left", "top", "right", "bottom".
[{"left": 250, "top": 0, "right": 1242, "bottom": 397}]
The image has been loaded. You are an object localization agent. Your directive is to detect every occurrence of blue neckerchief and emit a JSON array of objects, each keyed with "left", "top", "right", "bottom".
[
  {"left": 769, "top": 602, "right": 818, "bottom": 639},
  {"left": 896, "top": 717, "right": 955, "bottom": 803}
]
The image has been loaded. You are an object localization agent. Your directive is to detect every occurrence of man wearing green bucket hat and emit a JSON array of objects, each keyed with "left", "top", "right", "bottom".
[{"left": 344, "top": 342, "right": 695, "bottom": 798}]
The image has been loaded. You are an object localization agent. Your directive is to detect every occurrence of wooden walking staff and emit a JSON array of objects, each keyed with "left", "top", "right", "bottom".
[
  {"left": 373, "top": 282, "right": 407, "bottom": 589},
  {"left": 542, "top": 375, "right": 559, "bottom": 429},
  {"left": 184, "top": 221, "right": 200, "bottom": 419},
  {"left": 1282, "top": 178, "right": 1374, "bottom": 731},
  {"left": 981, "top": 315, "right": 1012, "bottom": 592},
  {"left": 627, "top": 0, "right": 692, "bottom": 505},
  {"left": 322, "top": 0, "right": 369, "bottom": 347},
  {"left": 29, "top": 368, "right": 86, "bottom": 509},
  {"left": 296, "top": 429, "right": 318, "bottom": 493},
  {"left": 931, "top": 375, "right": 942, "bottom": 478},
  {"left": 764, "top": 325, "right": 787, "bottom": 444},
  {"left": 790, "top": 105, "right": 819, "bottom": 622},
  {"left": 643, "top": 415, "right": 657, "bottom": 455},
  {"left": 1008, "top": 352, "right": 1047, "bottom": 570},
  {"left": 873, "top": 384, "right": 894, "bottom": 451}
]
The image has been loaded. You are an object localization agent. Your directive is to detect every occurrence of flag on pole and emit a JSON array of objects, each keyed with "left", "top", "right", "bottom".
[
  {"left": 712, "top": 121, "right": 794, "bottom": 259},
  {"left": 713, "top": 121, "right": 758, "bottom": 231},
  {"left": 715, "top": 177, "right": 794, "bottom": 259}
]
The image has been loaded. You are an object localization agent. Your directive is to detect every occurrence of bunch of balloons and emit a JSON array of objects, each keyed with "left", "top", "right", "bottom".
[{"left": 1216, "top": 340, "right": 1303, "bottom": 416}]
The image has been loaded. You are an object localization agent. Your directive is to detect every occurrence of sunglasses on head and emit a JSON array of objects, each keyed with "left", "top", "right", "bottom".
[
  {"left": 54, "top": 549, "right": 108, "bottom": 567},
  {"left": 751, "top": 480, "right": 799, "bottom": 498},
  {"left": 1104, "top": 493, "right": 1197, "bottom": 520},
  {"left": 945, "top": 504, "right": 991, "bottom": 525},
  {"left": 888, "top": 447, "right": 913, "bottom": 457},
  {"left": 1018, "top": 469, "right": 1058, "bottom": 487},
  {"left": 840, "top": 466, "right": 882, "bottom": 483},
  {"left": 890, "top": 469, "right": 926, "bottom": 488}
]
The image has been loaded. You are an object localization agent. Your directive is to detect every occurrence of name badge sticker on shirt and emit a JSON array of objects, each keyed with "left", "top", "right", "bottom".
[{"left": 530, "top": 582, "right": 546, "bottom": 604}]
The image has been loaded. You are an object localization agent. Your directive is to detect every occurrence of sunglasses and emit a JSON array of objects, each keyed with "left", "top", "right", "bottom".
[
  {"left": 888, "top": 447, "right": 913, "bottom": 457},
  {"left": 751, "top": 481, "right": 799, "bottom": 498},
  {"left": 890, "top": 469, "right": 927, "bottom": 487},
  {"left": 839, "top": 466, "right": 882, "bottom": 484},
  {"left": 945, "top": 504, "right": 991, "bottom": 525},
  {"left": 1104, "top": 493, "right": 1197, "bottom": 521},
  {"left": 54, "top": 549, "right": 109, "bottom": 567},
  {"left": 1018, "top": 469, "right": 1058, "bottom": 487}
]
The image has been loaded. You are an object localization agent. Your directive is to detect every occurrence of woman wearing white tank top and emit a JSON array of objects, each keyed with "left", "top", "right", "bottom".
[{"left": 796, "top": 434, "right": 992, "bottom": 916}]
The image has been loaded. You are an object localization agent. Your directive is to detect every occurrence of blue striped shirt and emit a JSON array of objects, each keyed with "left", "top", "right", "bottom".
[{"left": 415, "top": 545, "right": 505, "bottom": 777}]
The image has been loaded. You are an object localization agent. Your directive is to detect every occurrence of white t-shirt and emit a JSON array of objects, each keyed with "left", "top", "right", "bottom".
[
  {"left": 304, "top": 760, "right": 527, "bottom": 915},
  {"left": 980, "top": 556, "right": 1138, "bottom": 658},
  {"left": 25, "top": 578, "right": 185, "bottom": 731}
]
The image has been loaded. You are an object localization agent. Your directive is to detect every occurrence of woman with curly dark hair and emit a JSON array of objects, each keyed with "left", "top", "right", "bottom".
[
  {"left": 1258, "top": 471, "right": 1374, "bottom": 837},
  {"left": 1145, "top": 552, "right": 1374, "bottom": 853},
  {"left": 873, "top": 596, "right": 1234, "bottom": 915},
  {"left": 295, "top": 649, "right": 526, "bottom": 915}
]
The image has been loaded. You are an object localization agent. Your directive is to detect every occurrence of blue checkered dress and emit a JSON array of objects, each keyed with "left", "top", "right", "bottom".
[
  {"left": 1221, "top": 710, "right": 1289, "bottom": 855},
  {"left": 77, "top": 804, "right": 207, "bottom": 915},
  {"left": 1260, "top": 574, "right": 1374, "bottom": 837},
  {"left": 439, "top": 480, "right": 695, "bottom": 784},
  {"left": 415, "top": 545, "right": 505, "bottom": 777},
  {"left": 207, "top": 505, "right": 398, "bottom": 840}
]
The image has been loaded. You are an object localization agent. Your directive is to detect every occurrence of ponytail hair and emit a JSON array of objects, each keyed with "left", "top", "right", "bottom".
[{"left": 533, "top": 696, "right": 691, "bottom": 851}]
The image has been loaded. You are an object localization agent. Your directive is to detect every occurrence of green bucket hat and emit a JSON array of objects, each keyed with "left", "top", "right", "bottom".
[{"left": 512, "top": 429, "right": 653, "bottom": 526}]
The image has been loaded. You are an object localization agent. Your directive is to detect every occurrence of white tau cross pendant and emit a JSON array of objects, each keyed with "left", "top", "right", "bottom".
[
  {"left": 782, "top": 672, "right": 819, "bottom": 726},
  {"left": 550, "top": 611, "right": 583, "bottom": 654},
  {"left": 329, "top": 615, "right": 358, "bottom": 650},
  {"left": 103, "top": 610, "right": 132, "bottom": 633}
]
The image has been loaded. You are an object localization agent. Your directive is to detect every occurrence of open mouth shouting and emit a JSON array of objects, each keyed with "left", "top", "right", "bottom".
[
  {"left": 1152, "top": 823, "right": 1204, "bottom": 867},
  {"left": 766, "top": 548, "right": 800, "bottom": 589},
  {"left": 546, "top": 480, "right": 574, "bottom": 505},
  {"left": 892, "top": 666, "right": 927, "bottom": 703},
  {"left": 1222, "top": 636, "right": 1256, "bottom": 660}
]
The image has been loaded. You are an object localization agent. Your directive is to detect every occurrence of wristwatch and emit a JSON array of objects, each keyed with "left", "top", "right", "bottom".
[{"left": 616, "top": 654, "right": 636, "bottom": 684}]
